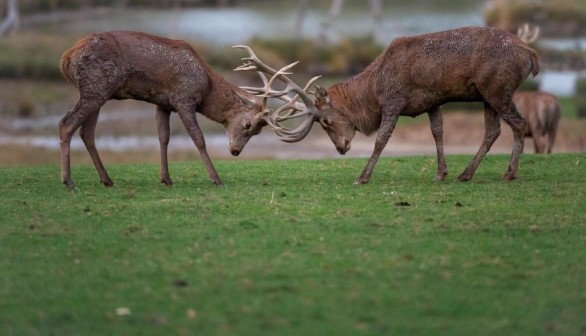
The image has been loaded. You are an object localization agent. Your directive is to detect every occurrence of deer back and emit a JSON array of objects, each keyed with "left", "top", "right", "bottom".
[
  {"left": 60, "top": 32, "right": 216, "bottom": 109},
  {"left": 371, "top": 27, "right": 539, "bottom": 108}
]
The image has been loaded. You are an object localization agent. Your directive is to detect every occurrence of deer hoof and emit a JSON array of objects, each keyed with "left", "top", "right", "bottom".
[
  {"left": 63, "top": 179, "right": 78, "bottom": 191},
  {"left": 212, "top": 180, "right": 225, "bottom": 187},
  {"left": 457, "top": 174, "right": 471, "bottom": 182},
  {"left": 435, "top": 174, "right": 447, "bottom": 181},
  {"left": 354, "top": 178, "right": 370, "bottom": 185},
  {"left": 161, "top": 178, "right": 174, "bottom": 186}
]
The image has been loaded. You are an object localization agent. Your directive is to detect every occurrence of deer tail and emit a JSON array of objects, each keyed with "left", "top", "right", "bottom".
[
  {"left": 528, "top": 47, "right": 540, "bottom": 77},
  {"left": 59, "top": 48, "right": 75, "bottom": 84},
  {"left": 59, "top": 35, "right": 90, "bottom": 85}
]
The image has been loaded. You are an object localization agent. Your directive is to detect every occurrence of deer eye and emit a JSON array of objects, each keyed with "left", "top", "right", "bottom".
[
  {"left": 322, "top": 117, "right": 331, "bottom": 126},
  {"left": 244, "top": 121, "right": 252, "bottom": 129}
]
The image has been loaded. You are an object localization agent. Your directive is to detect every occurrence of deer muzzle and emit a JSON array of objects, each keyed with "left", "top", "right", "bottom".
[{"left": 337, "top": 139, "right": 351, "bottom": 155}]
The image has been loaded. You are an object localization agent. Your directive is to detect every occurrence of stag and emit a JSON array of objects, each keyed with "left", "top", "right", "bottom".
[
  {"left": 241, "top": 26, "right": 540, "bottom": 184},
  {"left": 513, "top": 23, "right": 561, "bottom": 154},
  {"left": 513, "top": 91, "right": 560, "bottom": 153},
  {"left": 59, "top": 31, "right": 269, "bottom": 189}
]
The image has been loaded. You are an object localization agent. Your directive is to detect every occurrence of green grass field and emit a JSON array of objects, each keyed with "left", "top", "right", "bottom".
[{"left": 1, "top": 154, "right": 585, "bottom": 335}]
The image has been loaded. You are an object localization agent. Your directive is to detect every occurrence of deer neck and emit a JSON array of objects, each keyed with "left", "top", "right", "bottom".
[
  {"left": 198, "top": 74, "right": 242, "bottom": 124},
  {"left": 329, "top": 71, "right": 381, "bottom": 135}
]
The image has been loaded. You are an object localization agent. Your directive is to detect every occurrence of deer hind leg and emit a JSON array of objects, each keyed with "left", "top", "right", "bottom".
[
  {"left": 59, "top": 97, "right": 107, "bottom": 190},
  {"left": 534, "top": 134, "right": 547, "bottom": 154},
  {"left": 527, "top": 120, "right": 546, "bottom": 154},
  {"left": 547, "top": 111, "right": 560, "bottom": 154},
  {"left": 156, "top": 106, "right": 173, "bottom": 185},
  {"left": 458, "top": 102, "right": 501, "bottom": 182},
  {"left": 79, "top": 110, "right": 113, "bottom": 186},
  {"left": 175, "top": 104, "right": 224, "bottom": 186},
  {"left": 499, "top": 103, "right": 526, "bottom": 180},
  {"left": 546, "top": 131, "right": 556, "bottom": 154},
  {"left": 428, "top": 108, "right": 447, "bottom": 181}
]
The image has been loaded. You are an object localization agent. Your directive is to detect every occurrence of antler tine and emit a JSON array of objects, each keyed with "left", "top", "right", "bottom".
[
  {"left": 233, "top": 45, "right": 279, "bottom": 75},
  {"left": 517, "top": 23, "right": 540, "bottom": 44}
]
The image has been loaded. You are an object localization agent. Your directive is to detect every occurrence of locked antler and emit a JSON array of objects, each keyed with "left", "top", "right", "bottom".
[{"left": 233, "top": 45, "right": 321, "bottom": 142}]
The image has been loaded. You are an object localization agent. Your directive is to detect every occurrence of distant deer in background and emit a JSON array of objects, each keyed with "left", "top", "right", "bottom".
[
  {"left": 241, "top": 26, "right": 540, "bottom": 184},
  {"left": 514, "top": 24, "right": 561, "bottom": 153},
  {"left": 59, "top": 31, "right": 269, "bottom": 189},
  {"left": 513, "top": 91, "right": 560, "bottom": 153}
]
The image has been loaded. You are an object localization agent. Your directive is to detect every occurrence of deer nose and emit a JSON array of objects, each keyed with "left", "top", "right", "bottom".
[
  {"left": 337, "top": 139, "right": 350, "bottom": 154},
  {"left": 231, "top": 149, "right": 241, "bottom": 156}
]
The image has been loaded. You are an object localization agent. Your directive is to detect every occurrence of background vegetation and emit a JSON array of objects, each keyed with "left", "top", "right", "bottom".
[
  {"left": 1, "top": 154, "right": 585, "bottom": 335},
  {"left": 13, "top": 0, "right": 244, "bottom": 14},
  {"left": 484, "top": 0, "right": 586, "bottom": 36},
  {"left": 576, "top": 78, "right": 586, "bottom": 118}
]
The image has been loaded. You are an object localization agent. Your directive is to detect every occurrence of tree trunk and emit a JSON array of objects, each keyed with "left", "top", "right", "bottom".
[
  {"left": 0, "top": 0, "right": 20, "bottom": 36},
  {"left": 295, "top": 0, "right": 310, "bottom": 37},
  {"left": 369, "top": 0, "right": 383, "bottom": 39},
  {"left": 320, "top": 0, "right": 343, "bottom": 41}
]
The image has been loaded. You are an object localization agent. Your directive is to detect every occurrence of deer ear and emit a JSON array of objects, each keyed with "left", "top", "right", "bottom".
[
  {"left": 314, "top": 86, "right": 330, "bottom": 105},
  {"left": 234, "top": 91, "right": 256, "bottom": 108}
]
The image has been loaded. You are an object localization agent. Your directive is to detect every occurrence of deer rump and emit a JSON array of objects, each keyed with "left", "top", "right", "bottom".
[{"left": 513, "top": 91, "right": 561, "bottom": 153}]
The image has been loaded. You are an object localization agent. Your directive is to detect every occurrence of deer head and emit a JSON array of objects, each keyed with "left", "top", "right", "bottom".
[
  {"left": 224, "top": 90, "right": 266, "bottom": 156},
  {"left": 313, "top": 86, "right": 356, "bottom": 154}
]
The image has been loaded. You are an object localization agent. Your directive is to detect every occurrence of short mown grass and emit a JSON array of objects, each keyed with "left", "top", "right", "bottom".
[{"left": 1, "top": 154, "right": 585, "bottom": 335}]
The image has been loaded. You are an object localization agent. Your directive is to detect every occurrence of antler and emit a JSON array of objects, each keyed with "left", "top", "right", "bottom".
[
  {"left": 517, "top": 23, "right": 540, "bottom": 44},
  {"left": 233, "top": 45, "right": 321, "bottom": 143}
]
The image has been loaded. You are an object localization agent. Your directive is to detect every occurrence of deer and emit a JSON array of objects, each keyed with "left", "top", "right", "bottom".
[
  {"left": 59, "top": 31, "right": 271, "bottom": 190},
  {"left": 513, "top": 91, "right": 560, "bottom": 153},
  {"left": 513, "top": 23, "right": 561, "bottom": 154},
  {"left": 237, "top": 26, "right": 540, "bottom": 184}
]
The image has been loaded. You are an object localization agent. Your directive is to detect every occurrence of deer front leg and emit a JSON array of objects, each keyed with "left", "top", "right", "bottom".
[
  {"left": 355, "top": 106, "right": 401, "bottom": 185},
  {"left": 156, "top": 106, "right": 173, "bottom": 185},
  {"left": 176, "top": 106, "right": 224, "bottom": 186},
  {"left": 428, "top": 108, "right": 447, "bottom": 181}
]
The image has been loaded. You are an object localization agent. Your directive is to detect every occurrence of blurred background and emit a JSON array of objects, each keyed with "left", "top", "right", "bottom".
[{"left": 0, "top": 0, "right": 584, "bottom": 166}]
